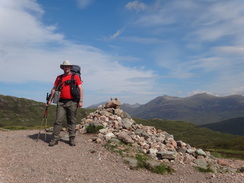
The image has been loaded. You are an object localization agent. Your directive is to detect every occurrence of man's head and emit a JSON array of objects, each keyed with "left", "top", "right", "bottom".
[{"left": 60, "top": 60, "right": 73, "bottom": 69}]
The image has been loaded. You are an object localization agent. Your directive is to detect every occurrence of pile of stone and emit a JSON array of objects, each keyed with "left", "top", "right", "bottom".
[{"left": 79, "top": 98, "right": 241, "bottom": 173}]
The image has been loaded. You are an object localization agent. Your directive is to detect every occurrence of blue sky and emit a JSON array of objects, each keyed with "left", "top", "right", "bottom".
[{"left": 1, "top": 0, "right": 244, "bottom": 107}]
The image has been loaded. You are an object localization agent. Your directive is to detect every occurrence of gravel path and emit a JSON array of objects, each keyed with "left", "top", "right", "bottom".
[{"left": 0, "top": 130, "right": 243, "bottom": 183}]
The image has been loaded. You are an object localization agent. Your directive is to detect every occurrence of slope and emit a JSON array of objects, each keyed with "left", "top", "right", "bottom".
[{"left": 200, "top": 117, "right": 244, "bottom": 136}]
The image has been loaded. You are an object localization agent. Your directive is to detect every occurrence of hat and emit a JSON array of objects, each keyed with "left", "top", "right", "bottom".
[{"left": 60, "top": 60, "right": 73, "bottom": 69}]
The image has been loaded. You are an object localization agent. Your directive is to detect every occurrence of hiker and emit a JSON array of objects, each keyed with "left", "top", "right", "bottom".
[{"left": 46, "top": 60, "right": 83, "bottom": 146}]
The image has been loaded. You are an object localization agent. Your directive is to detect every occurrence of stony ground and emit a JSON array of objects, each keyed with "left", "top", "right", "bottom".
[{"left": 0, "top": 130, "right": 243, "bottom": 183}]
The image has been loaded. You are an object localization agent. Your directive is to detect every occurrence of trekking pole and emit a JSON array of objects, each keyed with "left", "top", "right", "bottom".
[{"left": 36, "top": 93, "right": 50, "bottom": 142}]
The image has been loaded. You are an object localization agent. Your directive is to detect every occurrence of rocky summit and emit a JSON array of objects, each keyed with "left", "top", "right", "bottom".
[{"left": 78, "top": 98, "right": 243, "bottom": 173}]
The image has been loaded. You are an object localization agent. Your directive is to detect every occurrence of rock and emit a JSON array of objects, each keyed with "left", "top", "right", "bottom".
[
  {"left": 99, "top": 128, "right": 107, "bottom": 134},
  {"left": 90, "top": 121, "right": 102, "bottom": 128},
  {"left": 183, "top": 153, "right": 196, "bottom": 164},
  {"left": 157, "top": 129, "right": 163, "bottom": 133},
  {"left": 114, "top": 109, "right": 123, "bottom": 116},
  {"left": 117, "top": 132, "right": 134, "bottom": 144},
  {"left": 120, "top": 111, "right": 131, "bottom": 119},
  {"left": 196, "top": 149, "right": 207, "bottom": 157},
  {"left": 104, "top": 98, "right": 121, "bottom": 109},
  {"left": 168, "top": 138, "right": 177, "bottom": 148},
  {"left": 194, "top": 158, "right": 208, "bottom": 169},
  {"left": 157, "top": 151, "right": 178, "bottom": 160},
  {"left": 99, "top": 110, "right": 110, "bottom": 117},
  {"left": 96, "top": 137, "right": 103, "bottom": 143},
  {"left": 105, "top": 132, "right": 115, "bottom": 140},
  {"left": 148, "top": 148, "right": 158, "bottom": 156},
  {"left": 217, "top": 159, "right": 230, "bottom": 167},
  {"left": 145, "top": 160, "right": 161, "bottom": 168},
  {"left": 240, "top": 166, "right": 244, "bottom": 172},
  {"left": 177, "top": 148, "right": 187, "bottom": 153},
  {"left": 186, "top": 148, "right": 195, "bottom": 155},
  {"left": 122, "top": 118, "right": 134, "bottom": 129},
  {"left": 135, "top": 129, "right": 144, "bottom": 136},
  {"left": 177, "top": 140, "right": 186, "bottom": 148},
  {"left": 123, "top": 157, "right": 138, "bottom": 169}
]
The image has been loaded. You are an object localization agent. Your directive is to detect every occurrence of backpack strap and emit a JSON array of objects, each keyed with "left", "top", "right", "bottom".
[
  {"left": 56, "top": 74, "right": 63, "bottom": 91},
  {"left": 71, "top": 74, "right": 77, "bottom": 84}
]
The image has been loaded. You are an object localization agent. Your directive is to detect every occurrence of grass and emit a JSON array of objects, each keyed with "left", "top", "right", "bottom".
[
  {"left": 207, "top": 149, "right": 244, "bottom": 160},
  {"left": 2, "top": 126, "right": 30, "bottom": 130},
  {"left": 86, "top": 124, "right": 104, "bottom": 133},
  {"left": 195, "top": 166, "right": 214, "bottom": 173},
  {"left": 201, "top": 136, "right": 244, "bottom": 160},
  {"left": 135, "top": 153, "right": 149, "bottom": 168},
  {"left": 149, "top": 164, "right": 174, "bottom": 174}
]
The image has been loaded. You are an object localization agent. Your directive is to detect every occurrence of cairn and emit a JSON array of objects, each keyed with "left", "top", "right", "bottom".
[{"left": 79, "top": 98, "right": 241, "bottom": 173}]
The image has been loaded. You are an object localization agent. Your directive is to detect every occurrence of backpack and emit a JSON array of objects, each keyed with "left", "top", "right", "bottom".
[
  {"left": 71, "top": 65, "right": 81, "bottom": 78},
  {"left": 70, "top": 65, "right": 82, "bottom": 100}
]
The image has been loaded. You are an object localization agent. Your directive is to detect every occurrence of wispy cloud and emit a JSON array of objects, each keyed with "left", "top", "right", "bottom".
[
  {"left": 125, "top": 1, "right": 147, "bottom": 12},
  {"left": 213, "top": 46, "right": 244, "bottom": 55},
  {"left": 122, "top": 36, "right": 164, "bottom": 44},
  {"left": 110, "top": 27, "right": 126, "bottom": 40},
  {"left": 230, "top": 87, "right": 244, "bottom": 96},
  {"left": 75, "top": 0, "right": 93, "bottom": 9}
]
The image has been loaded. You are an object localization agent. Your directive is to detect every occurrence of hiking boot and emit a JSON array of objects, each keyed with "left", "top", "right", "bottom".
[
  {"left": 49, "top": 138, "right": 59, "bottom": 146},
  {"left": 69, "top": 137, "right": 76, "bottom": 146}
]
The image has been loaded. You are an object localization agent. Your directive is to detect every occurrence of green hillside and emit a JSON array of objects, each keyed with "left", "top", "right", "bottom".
[
  {"left": 200, "top": 117, "right": 244, "bottom": 135},
  {"left": 0, "top": 94, "right": 93, "bottom": 128}
]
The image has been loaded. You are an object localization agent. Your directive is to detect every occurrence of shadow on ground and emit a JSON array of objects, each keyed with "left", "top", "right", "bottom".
[{"left": 28, "top": 131, "right": 70, "bottom": 145}]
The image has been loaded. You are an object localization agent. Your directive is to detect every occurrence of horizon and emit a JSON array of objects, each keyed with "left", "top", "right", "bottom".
[
  {"left": 1, "top": 92, "right": 243, "bottom": 107},
  {"left": 1, "top": 0, "right": 244, "bottom": 107}
]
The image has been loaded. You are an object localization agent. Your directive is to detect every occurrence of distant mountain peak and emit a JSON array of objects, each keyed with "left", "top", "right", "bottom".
[
  {"left": 188, "top": 92, "right": 215, "bottom": 98},
  {"left": 161, "top": 95, "right": 182, "bottom": 100}
]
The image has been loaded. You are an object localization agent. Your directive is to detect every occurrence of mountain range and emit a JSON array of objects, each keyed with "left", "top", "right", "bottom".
[
  {"left": 119, "top": 93, "right": 244, "bottom": 125},
  {"left": 1, "top": 93, "right": 243, "bottom": 136}
]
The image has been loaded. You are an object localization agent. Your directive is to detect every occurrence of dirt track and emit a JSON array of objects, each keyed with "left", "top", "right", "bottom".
[{"left": 0, "top": 130, "right": 243, "bottom": 183}]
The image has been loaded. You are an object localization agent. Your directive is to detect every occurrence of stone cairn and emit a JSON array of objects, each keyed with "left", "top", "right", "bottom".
[{"left": 78, "top": 98, "right": 241, "bottom": 173}]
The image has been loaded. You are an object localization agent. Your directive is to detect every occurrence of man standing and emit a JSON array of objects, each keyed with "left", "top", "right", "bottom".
[{"left": 47, "top": 60, "right": 83, "bottom": 146}]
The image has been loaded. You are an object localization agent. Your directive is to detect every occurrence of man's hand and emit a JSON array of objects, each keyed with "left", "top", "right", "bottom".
[
  {"left": 46, "top": 100, "right": 52, "bottom": 107},
  {"left": 78, "top": 101, "right": 83, "bottom": 108}
]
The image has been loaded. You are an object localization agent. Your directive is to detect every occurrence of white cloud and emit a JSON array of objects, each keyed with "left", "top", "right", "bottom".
[
  {"left": 213, "top": 46, "right": 244, "bottom": 55},
  {"left": 126, "top": 1, "right": 147, "bottom": 12},
  {"left": 187, "top": 90, "right": 214, "bottom": 97},
  {"left": 110, "top": 27, "right": 126, "bottom": 40},
  {"left": 0, "top": 0, "right": 63, "bottom": 45},
  {"left": 75, "top": 0, "right": 93, "bottom": 9},
  {"left": 230, "top": 87, "right": 244, "bottom": 96}
]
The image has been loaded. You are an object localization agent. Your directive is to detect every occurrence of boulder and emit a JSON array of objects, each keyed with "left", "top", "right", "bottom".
[
  {"left": 194, "top": 158, "right": 208, "bottom": 169},
  {"left": 104, "top": 98, "right": 121, "bottom": 109},
  {"left": 117, "top": 132, "right": 134, "bottom": 144},
  {"left": 156, "top": 151, "right": 178, "bottom": 160}
]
